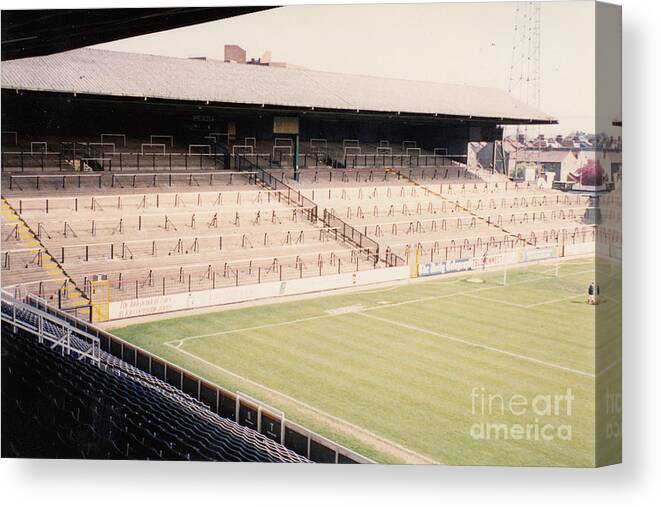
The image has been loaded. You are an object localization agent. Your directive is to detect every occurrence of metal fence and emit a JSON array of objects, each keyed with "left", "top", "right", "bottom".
[
  {"left": 1, "top": 290, "right": 100, "bottom": 365},
  {"left": 231, "top": 152, "right": 329, "bottom": 170},
  {"left": 3, "top": 243, "right": 382, "bottom": 305},
  {"left": 321, "top": 209, "right": 389, "bottom": 265},
  {"left": 1, "top": 150, "right": 226, "bottom": 173},
  {"left": 234, "top": 152, "right": 319, "bottom": 222},
  {"left": 342, "top": 153, "right": 466, "bottom": 169},
  {"left": 398, "top": 226, "right": 597, "bottom": 264},
  {"left": 0, "top": 290, "right": 373, "bottom": 464},
  {"left": 3, "top": 224, "right": 599, "bottom": 311},
  {"left": 4, "top": 170, "right": 253, "bottom": 194}
]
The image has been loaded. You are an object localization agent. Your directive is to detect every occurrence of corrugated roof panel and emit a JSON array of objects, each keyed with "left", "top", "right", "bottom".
[{"left": 1, "top": 48, "right": 555, "bottom": 122}]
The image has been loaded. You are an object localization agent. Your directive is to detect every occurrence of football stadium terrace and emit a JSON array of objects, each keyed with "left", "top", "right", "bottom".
[{"left": 1, "top": 48, "right": 620, "bottom": 464}]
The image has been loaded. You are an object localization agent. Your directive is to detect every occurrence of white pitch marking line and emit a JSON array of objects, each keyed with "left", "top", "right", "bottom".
[
  {"left": 172, "top": 268, "right": 596, "bottom": 345},
  {"left": 463, "top": 293, "right": 528, "bottom": 308},
  {"left": 359, "top": 313, "right": 595, "bottom": 378},
  {"left": 355, "top": 276, "right": 464, "bottom": 296},
  {"left": 164, "top": 342, "right": 440, "bottom": 464},
  {"left": 464, "top": 285, "right": 583, "bottom": 309},
  {"left": 524, "top": 293, "right": 584, "bottom": 307},
  {"left": 171, "top": 313, "right": 344, "bottom": 345},
  {"left": 359, "top": 268, "right": 595, "bottom": 313}
]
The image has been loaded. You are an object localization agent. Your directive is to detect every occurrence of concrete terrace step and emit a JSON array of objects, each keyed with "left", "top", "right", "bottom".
[{"left": 1, "top": 196, "right": 92, "bottom": 306}]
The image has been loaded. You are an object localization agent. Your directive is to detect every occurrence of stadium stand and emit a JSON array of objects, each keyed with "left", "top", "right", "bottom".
[
  {"left": 2, "top": 290, "right": 372, "bottom": 462},
  {"left": 0, "top": 49, "right": 607, "bottom": 466},
  {"left": 1, "top": 295, "right": 310, "bottom": 461},
  {"left": 1, "top": 132, "right": 594, "bottom": 310},
  {"left": 0, "top": 19, "right": 611, "bottom": 468},
  {"left": 285, "top": 165, "right": 593, "bottom": 265},
  {"left": 1, "top": 164, "right": 387, "bottom": 307}
]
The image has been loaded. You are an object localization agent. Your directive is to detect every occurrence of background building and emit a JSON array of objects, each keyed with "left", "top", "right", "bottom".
[{"left": 223, "top": 44, "right": 246, "bottom": 64}]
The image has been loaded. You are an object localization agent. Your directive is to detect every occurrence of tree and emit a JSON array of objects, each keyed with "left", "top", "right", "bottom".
[{"left": 571, "top": 158, "right": 605, "bottom": 186}]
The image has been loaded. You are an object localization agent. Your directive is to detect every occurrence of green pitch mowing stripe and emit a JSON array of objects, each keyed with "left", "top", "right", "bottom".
[{"left": 112, "top": 258, "right": 616, "bottom": 466}]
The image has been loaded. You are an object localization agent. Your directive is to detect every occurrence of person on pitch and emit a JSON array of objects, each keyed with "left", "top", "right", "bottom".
[{"left": 588, "top": 281, "right": 600, "bottom": 305}]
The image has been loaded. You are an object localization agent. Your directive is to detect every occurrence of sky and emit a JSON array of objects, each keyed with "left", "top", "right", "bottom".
[{"left": 96, "top": 1, "right": 613, "bottom": 137}]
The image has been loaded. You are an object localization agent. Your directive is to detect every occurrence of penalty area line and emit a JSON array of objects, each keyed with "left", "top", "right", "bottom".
[
  {"left": 171, "top": 313, "right": 342, "bottom": 346},
  {"left": 359, "top": 313, "right": 595, "bottom": 378},
  {"left": 524, "top": 293, "right": 585, "bottom": 307}
]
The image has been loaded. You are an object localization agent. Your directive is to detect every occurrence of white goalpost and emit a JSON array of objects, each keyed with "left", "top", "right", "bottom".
[{"left": 501, "top": 256, "right": 561, "bottom": 287}]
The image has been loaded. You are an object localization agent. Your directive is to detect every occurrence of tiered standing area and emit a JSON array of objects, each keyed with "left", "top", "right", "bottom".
[
  {"left": 1, "top": 135, "right": 388, "bottom": 315},
  {"left": 1, "top": 133, "right": 594, "bottom": 321},
  {"left": 232, "top": 137, "right": 593, "bottom": 269},
  {"left": 289, "top": 165, "right": 593, "bottom": 266}
]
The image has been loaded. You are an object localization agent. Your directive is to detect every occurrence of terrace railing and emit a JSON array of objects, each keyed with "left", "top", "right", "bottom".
[
  {"left": 1, "top": 147, "right": 226, "bottom": 173},
  {"left": 233, "top": 151, "right": 318, "bottom": 223},
  {"left": 321, "top": 209, "right": 379, "bottom": 261},
  {"left": 1, "top": 290, "right": 100, "bottom": 366},
  {"left": 320, "top": 209, "right": 408, "bottom": 267},
  {"left": 227, "top": 144, "right": 407, "bottom": 268},
  {"left": 342, "top": 153, "right": 467, "bottom": 169}
]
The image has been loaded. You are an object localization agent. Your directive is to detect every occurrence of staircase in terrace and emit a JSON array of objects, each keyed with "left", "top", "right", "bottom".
[{"left": 1, "top": 196, "right": 91, "bottom": 310}]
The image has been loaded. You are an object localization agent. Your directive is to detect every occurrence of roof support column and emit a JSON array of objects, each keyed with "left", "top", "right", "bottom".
[{"left": 294, "top": 134, "right": 300, "bottom": 182}]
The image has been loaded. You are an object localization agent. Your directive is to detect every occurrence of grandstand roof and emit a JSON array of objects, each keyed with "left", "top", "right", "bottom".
[
  {"left": 1, "top": 48, "right": 556, "bottom": 124},
  {"left": 1, "top": 8, "right": 274, "bottom": 61}
]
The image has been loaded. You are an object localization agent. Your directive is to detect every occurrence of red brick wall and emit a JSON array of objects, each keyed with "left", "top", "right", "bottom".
[{"left": 224, "top": 45, "right": 246, "bottom": 64}]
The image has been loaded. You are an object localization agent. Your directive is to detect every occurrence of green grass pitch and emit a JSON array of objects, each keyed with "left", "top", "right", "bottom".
[{"left": 111, "top": 258, "right": 621, "bottom": 466}]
